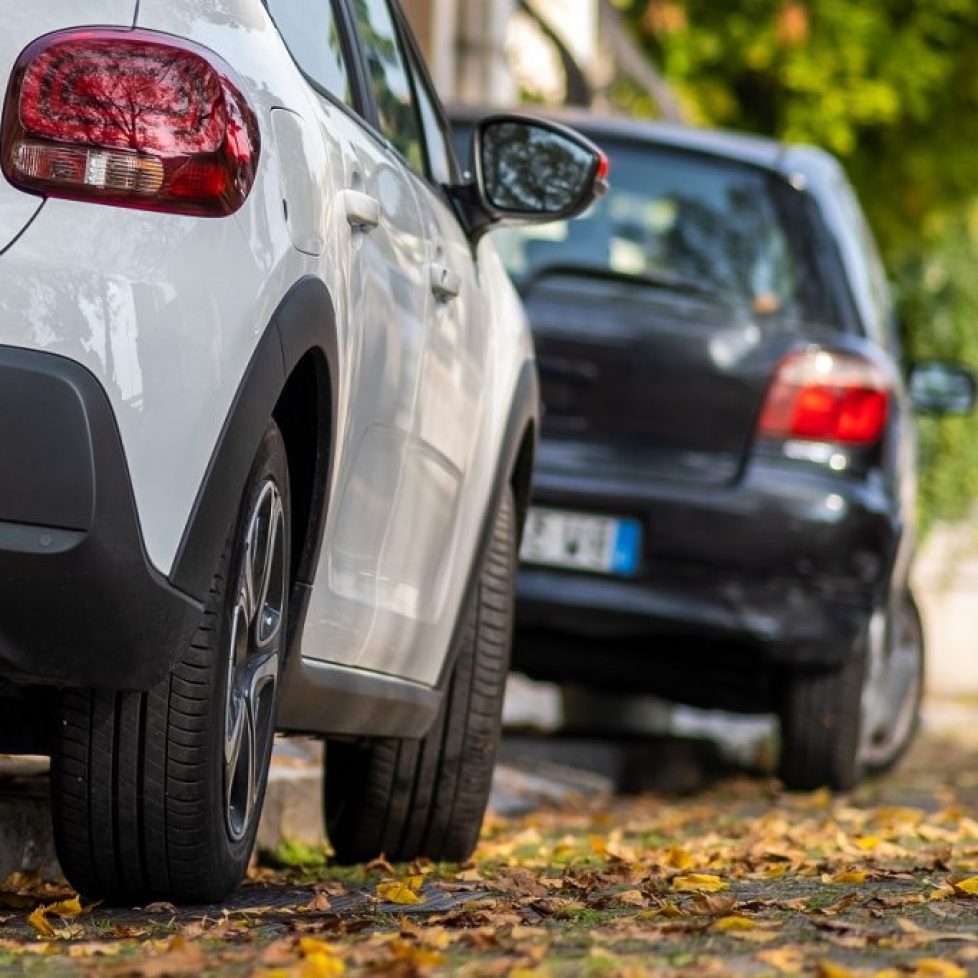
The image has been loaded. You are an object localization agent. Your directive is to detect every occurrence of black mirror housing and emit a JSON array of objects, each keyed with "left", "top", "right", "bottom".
[
  {"left": 457, "top": 113, "right": 608, "bottom": 243},
  {"left": 908, "top": 361, "right": 977, "bottom": 416}
]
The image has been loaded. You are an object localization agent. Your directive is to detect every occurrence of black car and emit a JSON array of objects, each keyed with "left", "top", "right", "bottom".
[{"left": 452, "top": 109, "right": 974, "bottom": 790}]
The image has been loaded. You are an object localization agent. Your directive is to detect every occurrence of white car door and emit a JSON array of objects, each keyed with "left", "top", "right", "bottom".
[
  {"left": 264, "top": 0, "right": 432, "bottom": 673},
  {"left": 297, "top": 0, "right": 447, "bottom": 676},
  {"left": 390, "top": 30, "right": 494, "bottom": 684}
]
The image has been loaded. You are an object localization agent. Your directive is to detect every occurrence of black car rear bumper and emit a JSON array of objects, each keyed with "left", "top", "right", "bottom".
[
  {"left": 0, "top": 347, "right": 201, "bottom": 690},
  {"left": 514, "top": 454, "right": 900, "bottom": 688}
]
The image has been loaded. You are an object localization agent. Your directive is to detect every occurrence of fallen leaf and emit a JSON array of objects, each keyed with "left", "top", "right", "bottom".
[
  {"left": 671, "top": 873, "right": 728, "bottom": 893},
  {"left": 910, "top": 959, "right": 967, "bottom": 978},
  {"left": 616, "top": 889, "right": 647, "bottom": 907},
  {"left": 896, "top": 918, "right": 978, "bottom": 944},
  {"left": 691, "top": 892, "right": 736, "bottom": 916},
  {"left": 666, "top": 847, "right": 696, "bottom": 870},
  {"left": 376, "top": 878, "right": 425, "bottom": 906},
  {"left": 949, "top": 876, "right": 978, "bottom": 896},
  {"left": 123, "top": 936, "right": 208, "bottom": 977},
  {"left": 142, "top": 902, "right": 179, "bottom": 915},
  {"left": 756, "top": 946, "right": 806, "bottom": 973},
  {"left": 712, "top": 915, "right": 757, "bottom": 931},
  {"left": 817, "top": 960, "right": 863, "bottom": 978},
  {"left": 829, "top": 870, "right": 870, "bottom": 884},
  {"left": 27, "top": 895, "right": 84, "bottom": 938}
]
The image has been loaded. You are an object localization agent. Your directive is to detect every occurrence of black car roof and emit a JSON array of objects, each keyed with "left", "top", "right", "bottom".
[{"left": 448, "top": 105, "right": 841, "bottom": 187}]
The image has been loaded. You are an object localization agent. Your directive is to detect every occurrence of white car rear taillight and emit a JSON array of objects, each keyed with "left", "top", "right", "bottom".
[{"left": 2, "top": 29, "right": 259, "bottom": 216}]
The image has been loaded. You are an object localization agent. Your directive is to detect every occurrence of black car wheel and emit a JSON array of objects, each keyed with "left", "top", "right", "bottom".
[
  {"left": 777, "top": 590, "right": 923, "bottom": 791},
  {"left": 51, "top": 422, "right": 290, "bottom": 904},
  {"left": 324, "top": 484, "right": 517, "bottom": 865}
]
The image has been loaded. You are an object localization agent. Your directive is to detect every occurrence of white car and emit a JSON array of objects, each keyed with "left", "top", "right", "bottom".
[{"left": 0, "top": 1, "right": 605, "bottom": 903}]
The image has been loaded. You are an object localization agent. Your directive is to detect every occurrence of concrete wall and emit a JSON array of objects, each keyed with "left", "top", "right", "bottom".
[
  {"left": 403, "top": 0, "right": 516, "bottom": 105},
  {"left": 913, "top": 520, "right": 978, "bottom": 696}
]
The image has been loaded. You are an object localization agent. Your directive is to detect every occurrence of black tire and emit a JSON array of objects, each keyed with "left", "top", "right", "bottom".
[
  {"left": 51, "top": 422, "right": 290, "bottom": 905},
  {"left": 325, "top": 484, "right": 517, "bottom": 865},
  {"left": 777, "top": 638, "right": 867, "bottom": 792}
]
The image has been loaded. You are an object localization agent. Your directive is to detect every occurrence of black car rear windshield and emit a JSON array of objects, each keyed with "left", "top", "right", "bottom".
[{"left": 491, "top": 137, "right": 831, "bottom": 324}]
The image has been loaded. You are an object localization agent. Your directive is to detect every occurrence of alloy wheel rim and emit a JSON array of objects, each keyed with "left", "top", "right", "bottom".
[
  {"left": 224, "top": 479, "right": 286, "bottom": 842},
  {"left": 859, "top": 601, "right": 922, "bottom": 769}
]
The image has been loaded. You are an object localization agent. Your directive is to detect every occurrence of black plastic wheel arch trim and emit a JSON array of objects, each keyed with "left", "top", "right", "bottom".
[
  {"left": 169, "top": 276, "right": 339, "bottom": 613},
  {"left": 0, "top": 346, "right": 202, "bottom": 690}
]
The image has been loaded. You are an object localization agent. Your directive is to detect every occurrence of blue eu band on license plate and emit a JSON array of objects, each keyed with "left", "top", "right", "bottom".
[{"left": 610, "top": 519, "right": 641, "bottom": 575}]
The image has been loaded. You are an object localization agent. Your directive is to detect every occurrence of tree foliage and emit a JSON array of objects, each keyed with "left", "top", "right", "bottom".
[{"left": 614, "top": 0, "right": 978, "bottom": 527}]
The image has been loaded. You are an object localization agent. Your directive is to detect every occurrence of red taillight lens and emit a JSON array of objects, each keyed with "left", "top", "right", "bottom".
[
  {"left": 759, "top": 349, "right": 890, "bottom": 445},
  {"left": 2, "top": 29, "right": 259, "bottom": 216}
]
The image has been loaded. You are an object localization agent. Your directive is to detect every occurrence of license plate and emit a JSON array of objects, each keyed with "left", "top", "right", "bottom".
[{"left": 520, "top": 507, "right": 642, "bottom": 576}]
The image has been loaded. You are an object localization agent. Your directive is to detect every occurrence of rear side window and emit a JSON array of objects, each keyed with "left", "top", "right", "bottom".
[
  {"left": 348, "top": 0, "right": 425, "bottom": 173},
  {"left": 402, "top": 41, "right": 455, "bottom": 185},
  {"left": 264, "top": 0, "right": 353, "bottom": 106},
  {"left": 491, "top": 139, "right": 832, "bottom": 327}
]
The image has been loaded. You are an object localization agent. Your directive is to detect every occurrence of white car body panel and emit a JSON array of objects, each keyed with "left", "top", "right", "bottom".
[{"left": 0, "top": 0, "right": 534, "bottom": 690}]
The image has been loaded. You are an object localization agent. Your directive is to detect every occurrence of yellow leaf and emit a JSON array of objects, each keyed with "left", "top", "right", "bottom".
[
  {"left": 301, "top": 953, "right": 347, "bottom": 978},
  {"left": 874, "top": 806, "right": 924, "bottom": 827},
  {"left": 667, "top": 847, "right": 695, "bottom": 870},
  {"left": 671, "top": 873, "right": 728, "bottom": 893},
  {"left": 27, "top": 896, "right": 84, "bottom": 938},
  {"left": 713, "top": 915, "right": 757, "bottom": 931},
  {"left": 950, "top": 876, "right": 978, "bottom": 896},
  {"left": 299, "top": 938, "right": 341, "bottom": 957},
  {"left": 855, "top": 836, "right": 882, "bottom": 850},
  {"left": 817, "top": 961, "right": 862, "bottom": 978},
  {"left": 589, "top": 835, "right": 610, "bottom": 857},
  {"left": 831, "top": 870, "right": 869, "bottom": 884},
  {"left": 911, "top": 960, "right": 967, "bottom": 978},
  {"left": 731, "top": 929, "right": 780, "bottom": 943},
  {"left": 376, "top": 879, "right": 425, "bottom": 905}
]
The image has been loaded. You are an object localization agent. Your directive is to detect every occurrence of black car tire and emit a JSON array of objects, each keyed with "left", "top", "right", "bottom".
[
  {"left": 777, "top": 639, "right": 866, "bottom": 792},
  {"left": 325, "top": 484, "right": 516, "bottom": 865},
  {"left": 51, "top": 422, "right": 290, "bottom": 905}
]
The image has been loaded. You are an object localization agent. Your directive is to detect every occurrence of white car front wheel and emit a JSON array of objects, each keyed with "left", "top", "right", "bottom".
[{"left": 51, "top": 422, "right": 290, "bottom": 905}]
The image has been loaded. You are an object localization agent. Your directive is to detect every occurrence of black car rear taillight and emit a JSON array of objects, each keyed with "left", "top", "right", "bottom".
[
  {"left": 2, "top": 29, "right": 259, "bottom": 216},
  {"left": 759, "top": 349, "right": 890, "bottom": 445}
]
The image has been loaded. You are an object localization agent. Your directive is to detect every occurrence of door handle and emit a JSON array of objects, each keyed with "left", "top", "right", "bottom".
[
  {"left": 341, "top": 189, "right": 380, "bottom": 232},
  {"left": 429, "top": 262, "right": 461, "bottom": 301}
]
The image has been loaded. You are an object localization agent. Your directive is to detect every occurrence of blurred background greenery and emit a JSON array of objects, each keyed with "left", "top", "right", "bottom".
[{"left": 611, "top": 0, "right": 978, "bottom": 530}]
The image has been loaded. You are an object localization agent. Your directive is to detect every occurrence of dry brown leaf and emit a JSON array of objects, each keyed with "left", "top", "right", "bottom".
[
  {"left": 756, "top": 946, "right": 806, "bottom": 973},
  {"left": 896, "top": 918, "right": 978, "bottom": 944},
  {"left": 120, "top": 936, "right": 208, "bottom": 978},
  {"left": 616, "top": 889, "right": 647, "bottom": 907}
]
